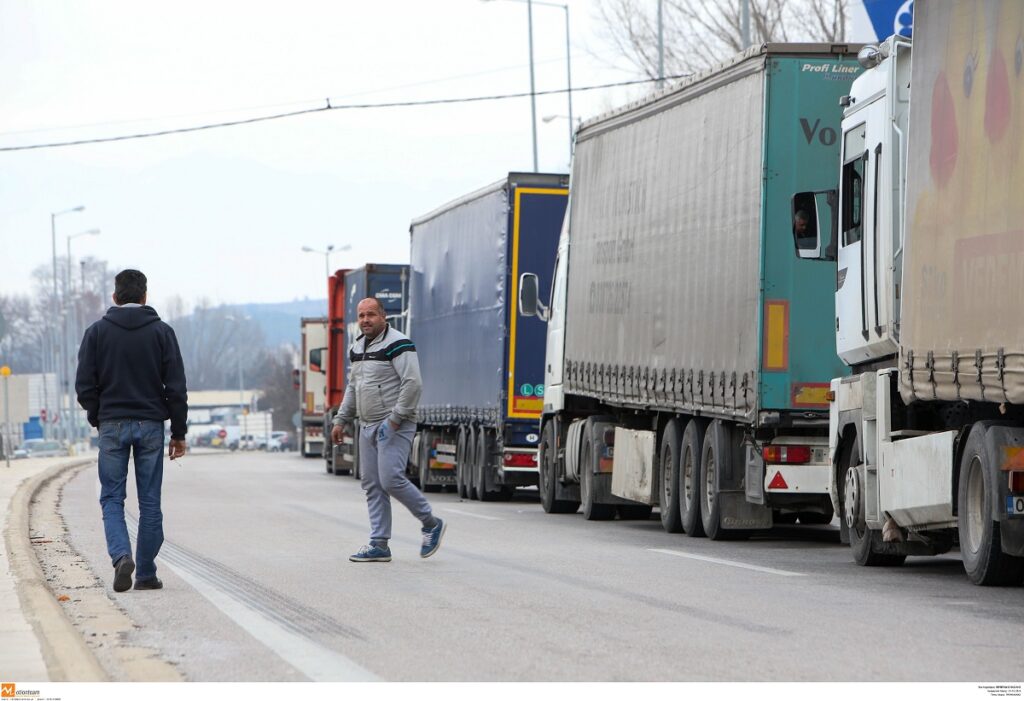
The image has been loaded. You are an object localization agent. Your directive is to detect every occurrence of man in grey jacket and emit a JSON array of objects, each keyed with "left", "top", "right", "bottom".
[{"left": 330, "top": 297, "right": 445, "bottom": 562}]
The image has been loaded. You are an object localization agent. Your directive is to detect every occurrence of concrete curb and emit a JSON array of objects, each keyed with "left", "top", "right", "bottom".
[{"left": 5, "top": 459, "right": 108, "bottom": 682}]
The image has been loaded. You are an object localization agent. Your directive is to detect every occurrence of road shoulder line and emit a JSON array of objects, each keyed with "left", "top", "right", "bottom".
[{"left": 647, "top": 548, "right": 807, "bottom": 577}]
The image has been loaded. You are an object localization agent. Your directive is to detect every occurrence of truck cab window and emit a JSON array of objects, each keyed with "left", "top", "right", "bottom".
[
  {"left": 842, "top": 155, "right": 867, "bottom": 245},
  {"left": 841, "top": 124, "right": 867, "bottom": 247}
]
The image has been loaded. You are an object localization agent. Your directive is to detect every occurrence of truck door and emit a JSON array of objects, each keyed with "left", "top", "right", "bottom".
[
  {"left": 837, "top": 98, "right": 898, "bottom": 367},
  {"left": 836, "top": 122, "right": 868, "bottom": 362}
]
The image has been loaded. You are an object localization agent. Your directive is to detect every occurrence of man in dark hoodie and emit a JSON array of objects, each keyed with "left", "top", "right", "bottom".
[{"left": 76, "top": 269, "right": 188, "bottom": 593}]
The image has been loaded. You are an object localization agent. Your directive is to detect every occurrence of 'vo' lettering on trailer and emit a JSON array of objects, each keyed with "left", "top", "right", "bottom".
[{"left": 799, "top": 118, "right": 837, "bottom": 146}]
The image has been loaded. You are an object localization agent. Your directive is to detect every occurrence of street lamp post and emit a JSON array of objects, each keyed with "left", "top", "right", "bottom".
[
  {"left": 51, "top": 205, "right": 84, "bottom": 446},
  {"left": 484, "top": 0, "right": 573, "bottom": 173},
  {"left": 66, "top": 228, "right": 100, "bottom": 448},
  {"left": 526, "top": 0, "right": 538, "bottom": 172},
  {"left": 301, "top": 244, "right": 352, "bottom": 280}
]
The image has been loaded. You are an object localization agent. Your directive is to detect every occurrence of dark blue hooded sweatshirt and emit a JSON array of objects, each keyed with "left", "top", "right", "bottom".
[{"left": 75, "top": 305, "right": 188, "bottom": 439}]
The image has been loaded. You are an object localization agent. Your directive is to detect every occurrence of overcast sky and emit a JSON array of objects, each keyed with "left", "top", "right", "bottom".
[{"left": 1, "top": 0, "right": 642, "bottom": 312}]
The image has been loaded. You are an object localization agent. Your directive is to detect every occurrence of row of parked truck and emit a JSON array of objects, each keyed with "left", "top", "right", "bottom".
[{"left": 300, "top": 1, "right": 1024, "bottom": 586}]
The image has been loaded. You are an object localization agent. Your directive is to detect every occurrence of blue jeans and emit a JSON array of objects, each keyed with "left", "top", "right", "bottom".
[{"left": 98, "top": 420, "right": 165, "bottom": 581}]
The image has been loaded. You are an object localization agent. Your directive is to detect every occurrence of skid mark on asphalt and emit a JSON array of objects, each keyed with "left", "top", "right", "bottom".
[
  {"left": 127, "top": 516, "right": 379, "bottom": 682},
  {"left": 648, "top": 548, "right": 807, "bottom": 577}
]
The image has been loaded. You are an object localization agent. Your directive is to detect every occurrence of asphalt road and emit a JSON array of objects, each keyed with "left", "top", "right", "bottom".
[{"left": 58, "top": 449, "right": 1024, "bottom": 682}]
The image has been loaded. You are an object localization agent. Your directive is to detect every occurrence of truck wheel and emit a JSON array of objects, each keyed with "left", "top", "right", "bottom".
[
  {"left": 773, "top": 510, "right": 798, "bottom": 524},
  {"left": 700, "top": 421, "right": 726, "bottom": 540},
  {"left": 658, "top": 419, "right": 683, "bottom": 533},
  {"left": 455, "top": 427, "right": 470, "bottom": 499},
  {"left": 466, "top": 427, "right": 479, "bottom": 500},
  {"left": 539, "top": 420, "right": 578, "bottom": 514},
  {"left": 840, "top": 439, "right": 905, "bottom": 567},
  {"left": 476, "top": 429, "right": 500, "bottom": 502},
  {"left": 679, "top": 418, "right": 706, "bottom": 537},
  {"left": 580, "top": 429, "right": 615, "bottom": 521},
  {"left": 958, "top": 425, "right": 1024, "bottom": 586}
]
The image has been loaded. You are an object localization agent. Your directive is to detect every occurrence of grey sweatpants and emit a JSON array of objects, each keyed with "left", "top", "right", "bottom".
[{"left": 359, "top": 419, "right": 433, "bottom": 541}]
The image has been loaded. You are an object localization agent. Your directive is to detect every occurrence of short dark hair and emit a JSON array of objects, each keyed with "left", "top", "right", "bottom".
[{"left": 114, "top": 269, "right": 147, "bottom": 304}]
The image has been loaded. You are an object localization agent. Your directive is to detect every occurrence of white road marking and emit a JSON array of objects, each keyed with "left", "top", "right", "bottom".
[
  {"left": 442, "top": 508, "right": 504, "bottom": 521},
  {"left": 160, "top": 560, "right": 380, "bottom": 681},
  {"left": 124, "top": 518, "right": 379, "bottom": 682},
  {"left": 648, "top": 548, "right": 806, "bottom": 577}
]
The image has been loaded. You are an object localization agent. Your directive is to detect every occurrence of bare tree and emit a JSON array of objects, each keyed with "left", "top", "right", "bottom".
[
  {"left": 171, "top": 302, "right": 266, "bottom": 390},
  {"left": 596, "top": 0, "right": 849, "bottom": 77}
]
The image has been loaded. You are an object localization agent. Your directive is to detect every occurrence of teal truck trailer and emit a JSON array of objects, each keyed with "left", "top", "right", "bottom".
[{"left": 519, "top": 44, "right": 862, "bottom": 536}]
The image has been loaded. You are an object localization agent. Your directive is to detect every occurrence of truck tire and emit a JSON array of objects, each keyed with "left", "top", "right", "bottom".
[
  {"left": 476, "top": 428, "right": 500, "bottom": 502},
  {"left": 958, "top": 424, "right": 1024, "bottom": 586},
  {"left": 580, "top": 427, "right": 615, "bottom": 521},
  {"left": 456, "top": 427, "right": 470, "bottom": 499},
  {"left": 840, "top": 438, "right": 906, "bottom": 567},
  {"left": 658, "top": 419, "right": 684, "bottom": 533},
  {"left": 539, "top": 419, "right": 579, "bottom": 514},
  {"left": 466, "top": 426, "right": 479, "bottom": 500},
  {"left": 700, "top": 420, "right": 727, "bottom": 540},
  {"left": 679, "top": 418, "right": 706, "bottom": 537}
]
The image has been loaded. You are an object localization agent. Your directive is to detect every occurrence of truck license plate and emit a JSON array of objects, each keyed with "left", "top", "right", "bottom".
[{"left": 1006, "top": 496, "right": 1024, "bottom": 517}]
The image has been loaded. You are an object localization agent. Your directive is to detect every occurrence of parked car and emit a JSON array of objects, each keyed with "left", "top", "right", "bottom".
[
  {"left": 267, "top": 431, "right": 293, "bottom": 452},
  {"left": 20, "top": 439, "right": 68, "bottom": 458}
]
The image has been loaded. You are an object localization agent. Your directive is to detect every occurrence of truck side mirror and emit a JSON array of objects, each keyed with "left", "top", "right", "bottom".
[
  {"left": 792, "top": 190, "right": 837, "bottom": 262},
  {"left": 519, "top": 272, "right": 540, "bottom": 317},
  {"left": 309, "top": 348, "right": 325, "bottom": 374}
]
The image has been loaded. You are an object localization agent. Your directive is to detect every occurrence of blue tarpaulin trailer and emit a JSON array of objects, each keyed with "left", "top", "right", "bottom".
[{"left": 408, "top": 172, "right": 568, "bottom": 499}]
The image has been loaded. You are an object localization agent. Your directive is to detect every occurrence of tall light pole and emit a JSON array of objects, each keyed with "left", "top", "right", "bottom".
[
  {"left": 526, "top": 0, "right": 538, "bottom": 172},
  {"left": 65, "top": 228, "right": 100, "bottom": 448},
  {"left": 484, "top": 0, "right": 575, "bottom": 173},
  {"left": 301, "top": 244, "right": 351, "bottom": 281},
  {"left": 51, "top": 205, "right": 84, "bottom": 446}
]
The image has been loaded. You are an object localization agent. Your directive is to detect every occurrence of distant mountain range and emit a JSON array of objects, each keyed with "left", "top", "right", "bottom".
[{"left": 224, "top": 299, "right": 328, "bottom": 348}]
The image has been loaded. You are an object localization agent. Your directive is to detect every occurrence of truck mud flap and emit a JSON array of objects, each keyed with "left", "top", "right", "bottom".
[{"left": 719, "top": 489, "right": 772, "bottom": 530}]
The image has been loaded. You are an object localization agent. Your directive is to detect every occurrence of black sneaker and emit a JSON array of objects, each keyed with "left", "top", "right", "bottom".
[
  {"left": 133, "top": 577, "right": 163, "bottom": 590},
  {"left": 113, "top": 555, "right": 135, "bottom": 592}
]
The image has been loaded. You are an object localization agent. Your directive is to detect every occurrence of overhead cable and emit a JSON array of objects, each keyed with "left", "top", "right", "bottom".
[{"left": 0, "top": 75, "right": 686, "bottom": 153}]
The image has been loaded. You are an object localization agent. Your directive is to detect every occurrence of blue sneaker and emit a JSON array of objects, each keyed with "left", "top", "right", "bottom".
[
  {"left": 349, "top": 544, "right": 392, "bottom": 562},
  {"left": 420, "top": 517, "right": 446, "bottom": 559}
]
